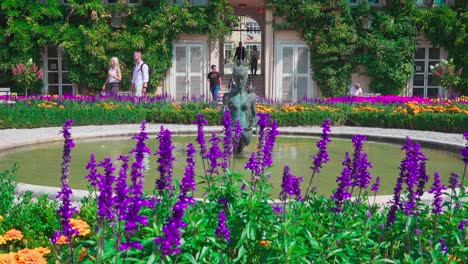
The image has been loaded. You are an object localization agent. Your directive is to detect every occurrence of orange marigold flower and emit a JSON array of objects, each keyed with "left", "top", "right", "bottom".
[
  {"left": 4, "top": 229, "right": 23, "bottom": 241},
  {"left": 15, "top": 248, "right": 47, "bottom": 264},
  {"left": 55, "top": 235, "right": 69, "bottom": 245},
  {"left": 0, "top": 235, "right": 6, "bottom": 245},
  {"left": 70, "top": 218, "right": 91, "bottom": 236},
  {"left": 33, "top": 247, "right": 51, "bottom": 256},
  {"left": 0, "top": 253, "right": 15, "bottom": 264},
  {"left": 260, "top": 240, "right": 271, "bottom": 246}
]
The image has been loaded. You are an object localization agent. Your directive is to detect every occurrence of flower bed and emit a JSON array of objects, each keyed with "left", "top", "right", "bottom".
[
  {"left": 0, "top": 95, "right": 467, "bottom": 133},
  {"left": 0, "top": 113, "right": 467, "bottom": 263}
]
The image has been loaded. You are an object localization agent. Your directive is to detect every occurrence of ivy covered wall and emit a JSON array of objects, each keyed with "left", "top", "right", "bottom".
[
  {"left": 0, "top": 0, "right": 235, "bottom": 94},
  {"left": 0, "top": 0, "right": 466, "bottom": 96},
  {"left": 269, "top": 0, "right": 467, "bottom": 96}
]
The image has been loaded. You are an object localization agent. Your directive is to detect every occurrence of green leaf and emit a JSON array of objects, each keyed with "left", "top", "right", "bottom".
[{"left": 182, "top": 252, "right": 198, "bottom": 264}]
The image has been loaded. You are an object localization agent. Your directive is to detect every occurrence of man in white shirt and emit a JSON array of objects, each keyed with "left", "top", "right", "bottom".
[
  {"left": 349, "top": 82, "right": 363, "bottom": 96},
  {"left": 131, "top": 51, "right": 149, "bottom": 96}
]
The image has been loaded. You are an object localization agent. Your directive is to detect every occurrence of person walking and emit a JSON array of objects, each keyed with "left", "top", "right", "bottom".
[
  {"left": 234, "top": 41, "right": 246, "bottom": 64},
  {"left": 250, "top": 45, "right": 259, "bottom": 76},
  {"left": 102, "top": 57, "right": 122, "bottom": 94},
  {"left": 131, "top": 51, "right": 149, "bottom": 96},
  {"left": 206, "top": 64, "right": 222, "bottom": 106}
]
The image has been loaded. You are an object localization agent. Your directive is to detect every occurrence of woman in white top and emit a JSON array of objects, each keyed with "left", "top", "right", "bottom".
[
  {"left": 349, "top": 83, "right": 363, "bottom": 96},
  {"left": 102, "top": 57, "right": 122, "bottom": 93}
]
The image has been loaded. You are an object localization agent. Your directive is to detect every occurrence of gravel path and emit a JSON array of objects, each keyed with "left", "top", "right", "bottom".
[{"left": 1, "top": 123, "right": 466, "bottom": 204}]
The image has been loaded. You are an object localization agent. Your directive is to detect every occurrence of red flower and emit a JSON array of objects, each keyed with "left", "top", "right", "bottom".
[
  {"left": 36, "top": 69, "right": 43, "bottom": 79},
  {"left": 434, "top": 71, "right": 442, "bottom": 78},
  {"left": 321, "top": 6, "right": 328, "bottom": 11},
  {"left": 258, "top": 9, "right": 264, "bottom": 14},
  {"left": 337, "top": 9, "right": 342, "bottom": 15},
  {"left": 456, "top": 68, "right": 463, "bottom": 76}
]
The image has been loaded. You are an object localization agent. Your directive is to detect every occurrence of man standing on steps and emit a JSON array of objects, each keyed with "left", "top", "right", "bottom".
[
  {"left": 234, "top": 41, "right": 246, "bottom": 64},
  {"left": 206, "top": 65, "right": 222, "bottom": 107},
  {"left": 131, "top": 51, "right": 149, "bottom": 96}
]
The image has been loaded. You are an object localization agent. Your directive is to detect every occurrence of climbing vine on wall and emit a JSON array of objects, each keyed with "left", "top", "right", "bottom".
[
  {"left": 0, "top": 0, "right": 235, "bottom": 94},
  {"left": 269, "top": 0, "right": 358, "bottom": 97}
]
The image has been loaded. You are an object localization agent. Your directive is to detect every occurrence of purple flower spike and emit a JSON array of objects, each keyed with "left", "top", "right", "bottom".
[
  {"left": 371, "top": 176, "right": 381, "bottom": 193},
  {"left": 54, "top": 119, "right": 78, "bottom": 243},
  {"left": 85, "top": 153, "right": 99, "bottom": 187},
  {"left": 331, "top": 161, "right": 352, "bottom": 213},
  {"left": 181, "top": 143, "right": 196, "bottom": 197},
  {"left": 449, "top": 172, "right": 459, "bottom": 190},
  {"left": 429, "top": 171, "right": 446, "bottom": 215},
  {"left": 206, "top": 132, "right": 222, "bottom": 175},
  {"left": 439, "top": 238, "right": 448, "bottom": 253},
  {"left": 215, "top": 209, "right": 231, "bottom": 243},
  {"left": 311, "top": 118, "right": 332, "bottom": 174},
  {"left": 114, "top": 155, "right": 129, "bottom": 220},
  {"left": 262, "top": 119, "right": 280, "bottom": 168},
  {"left": 97, "top": 157, "right": 116, "bottom": 220},
  {"left": 155, "top": 126, "right": 176, "bottom": 192},
  {"left": 458, "top": 219, "right": 467, "bottom": 239},
  {"left": 280, "top": 165, "right": 303, "bottom": 202},
  {"left": 123, "top": 121, "right": 154, "bottom": 249},
  {"left": 194, "top": 114, "right": 209, "bottom": 158}
]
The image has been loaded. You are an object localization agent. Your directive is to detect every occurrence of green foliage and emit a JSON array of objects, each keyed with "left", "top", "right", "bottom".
[
  {"left": 417, "top": 5, "right": 468, "bottom": 95},
  {"left": 0, "top": 165, "right": 17, "bottom": 219},
  {"left": 0, "top": 0, "right": 235, "bottom": 94}
]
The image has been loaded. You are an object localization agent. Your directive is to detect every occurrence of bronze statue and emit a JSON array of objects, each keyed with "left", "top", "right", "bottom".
[{"left": 223, "top": 62, "right": 257, "bottom": 153}]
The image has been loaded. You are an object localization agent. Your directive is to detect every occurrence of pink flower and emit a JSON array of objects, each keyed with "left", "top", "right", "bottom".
[
  {"left": 434, "top": 71, "right": 442, "bottom": 78},
  {"left": 36, "top": 69, "right": 43, "bottom": 79},
  {"left": 437, "top": 67, "right": 444, "bottom": 74},
  {"left": 11, "top": 66, "right": 18, "bottom": 75},
  {"left": 456, "top": 68, "right": 463, "bottom": 76},
  {"left": 31, "top": 64, "right": 38, "bottom": 72}
]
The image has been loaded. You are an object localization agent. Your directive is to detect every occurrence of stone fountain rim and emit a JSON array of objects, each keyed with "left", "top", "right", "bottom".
[{"left": 0, "top": 123, "right": 465, "bottom": 204}]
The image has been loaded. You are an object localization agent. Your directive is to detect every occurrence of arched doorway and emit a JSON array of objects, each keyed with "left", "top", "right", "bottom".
[{"left": 223, "top": 16, "right": 262, "bottom": 75}]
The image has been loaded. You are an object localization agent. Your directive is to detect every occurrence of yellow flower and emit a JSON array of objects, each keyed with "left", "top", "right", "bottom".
[
  {"left": 0, "top": 253, "right": 15, "bottom": 264},
  {"left": 15, "top": 248, "right": 47, "bottom": 264},
  {"left": 70, "top": 218, "right": 91, "bottom": 236},
  {"left": 4, "top": 229, "right": 23, "bottom": 241},
  {"left": 0, "top": 235, "right": 6, "bottom": 245}
]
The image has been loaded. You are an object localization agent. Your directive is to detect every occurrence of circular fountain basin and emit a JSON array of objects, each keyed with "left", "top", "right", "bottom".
[{"left": 0, "top": 132, "right": 464, "bottom": 199}]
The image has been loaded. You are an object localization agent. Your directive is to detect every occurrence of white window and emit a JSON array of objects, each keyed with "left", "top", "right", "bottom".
[{"left": 44, "top": 47, "right": 73, "bottom": 96}]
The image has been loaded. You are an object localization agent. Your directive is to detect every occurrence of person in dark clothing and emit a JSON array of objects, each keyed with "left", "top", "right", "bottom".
[
  {"left": 234, "top": 41, "right": 246, "bottom": 63},
  {"left": 206, "top": 65, "right": 222, "bottom": 106}
]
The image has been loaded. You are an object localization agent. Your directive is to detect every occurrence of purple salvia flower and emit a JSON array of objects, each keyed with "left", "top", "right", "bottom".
[
  {"left": 114, "top": 155, "right": 129, "bottom": 221},
  {"left": 356, "top": 153, "right": 373, "bottom": 191},
  {"left": 121, "top": 121, "right": 153, "bottom": 250},
  {"left": 155, "top": 197, "right": 189, "bottom": 256},
  {"left": 311, "top": 118, "right": 332, "bottom": 174},
  {"left": 458, "top": 219, "right": 467, "bottom": 239},
  {"left": 415, "top": 145, "right": 428, "bottom": 200},
  {"left": 97, "top": 157, "right": 116, "bottom": 220},
  {"left": 386, "top": 176, "right": 403, "bottom": 227},
  {"left": 85, "top": 153, "right": 99, "bottom": 187},
  {"left": 181, "top": 143, "right": 196, "bottom": 195},
  {"left": 206, "top": 132, "right": 222, "bottom": 175},
  {"left": 255, "top": 113, "right": 271, "bottom": 165},
  {"left": 194, "top": 113, "right": 209, "bottom": 158},
  {"left": 331, "top": 162, "right": 352, "bottom": 213},
  {"left": 280, "top": 165, "right": 303, "bottom": 201},
  {"left": 245, "top": 151, "right": 261, "bottom": 179},
  {"left": 439, "top": 238, "right": 448, "bottom": 253},
  {"left": 371, "top": 176, "right": 381, "bottom": 193},
  {"left": 262, "top": 119, "right": 280, "bottom": 168},
  {"left": 272, "top": 204, "right": 282, "bottom": 214},
  {"left": 304, "top": 118, "right": 332, "bottom": 199},
  {"left": 221, "top": 108, "right": 234, "bottom": 171},
  {"left": 429, "top": 171, "right": 446, "bottom": 215},
  {"left": 155, "top": 126, "right": 176, "bottom": 192},
  {"left": 53, "top": 119, "right": 78, "bottom": 244},
  {"left": 215, "top": 209, "right": 231, "bottom": 243},
  {"left": 350, "top": 135, "right": 366, "bottom": 187},
  {"left": 449, "top": 172, "right": 459, "bottom": 190}
]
